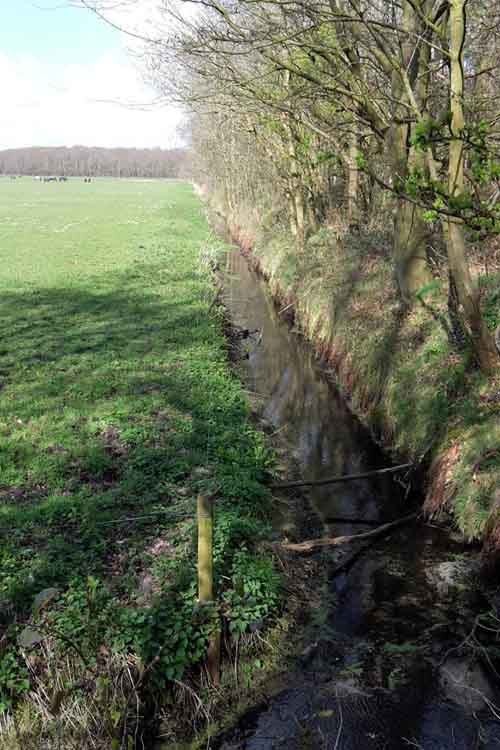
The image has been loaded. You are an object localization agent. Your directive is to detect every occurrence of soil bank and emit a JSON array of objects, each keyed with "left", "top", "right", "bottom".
[{"left": 219, "top": 211, "right": 500, "bottom": 568}]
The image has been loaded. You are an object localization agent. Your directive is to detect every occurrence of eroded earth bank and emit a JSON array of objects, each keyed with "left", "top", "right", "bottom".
[{"left": 212, "top": 247, "right": 500, "bottom": 750}]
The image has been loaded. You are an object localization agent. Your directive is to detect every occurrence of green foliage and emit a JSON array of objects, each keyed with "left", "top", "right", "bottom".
[
  {"left": 315, "top": 150, "right": 336, "bottom": 166},
  {"left": 355, "top": 151, "right": 367, "bottom": 171},
  {"left": 297, "top": 133, "right": 312, "bottom": 159},
  {"left": 410, "top": 116, "right": 449, "bottom": 151},
  {"left": 406, "top": 118, "right": 500, "bottom": 237},
  {"left": 42, "top": 577, "right": 113, "bottom": 660},
  {"left": 139, "top": 585, "right": 213, "bottom": 685},
  {"left": 481, "top": 273, "right": 500, "bottom": 331},
  {"left": 451, "top": 418, "right": 500, "bottom": 539},
  {"left": 223, "top": 550, "right": 281, "bottom": 636},
  {"left": 416, "top": 280, "right": 442, "bottom": 301},
  {"left": 423, "top": 209, "right": 439, "bottom": 223},
  {"left": 213, "top": 511, "right": 269, "bottom": 568},
  {"left": 0, "top": 651, "right": 30, "bottom": 713}
]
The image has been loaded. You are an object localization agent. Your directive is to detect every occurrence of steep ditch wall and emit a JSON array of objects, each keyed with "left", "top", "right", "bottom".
[{"left": 218, "top": 210, "right": 500, "bottom": 569}]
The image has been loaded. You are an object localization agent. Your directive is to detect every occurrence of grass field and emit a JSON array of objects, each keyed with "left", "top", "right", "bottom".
[{"left": 0, "top": 178, "right": 278, "bottom": 747}]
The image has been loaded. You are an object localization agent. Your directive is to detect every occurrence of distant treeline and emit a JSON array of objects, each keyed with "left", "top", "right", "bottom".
[{"left": 0, "top": 146, "right": 190, "bottom": 179}]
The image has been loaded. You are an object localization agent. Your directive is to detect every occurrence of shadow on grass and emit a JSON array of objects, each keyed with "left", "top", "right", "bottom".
[
  {"left": 0, "top": 272, "right": 268, "bottom": 619},
  {"left": 0, "top": 280, "right": 202, "bottom": 370}
]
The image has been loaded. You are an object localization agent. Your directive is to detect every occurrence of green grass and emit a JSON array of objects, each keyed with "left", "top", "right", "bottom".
[{"left": 0, "top": 178, "right": 280, "bottom": 745}]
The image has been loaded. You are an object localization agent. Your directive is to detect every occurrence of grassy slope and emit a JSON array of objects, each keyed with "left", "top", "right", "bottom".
[
  {"left": 0, "top": 179, "right": 279, "bottom": 745},
  {"left": 238, "top": 221, "right": 500, "bottom": 545}
]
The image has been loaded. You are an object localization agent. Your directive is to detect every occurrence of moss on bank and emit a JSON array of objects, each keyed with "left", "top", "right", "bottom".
[{"left": 228, "top": 216, "right": 500, "bottom": 551}]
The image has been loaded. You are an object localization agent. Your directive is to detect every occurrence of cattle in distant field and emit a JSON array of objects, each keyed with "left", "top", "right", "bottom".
[
  {"left": 58, "top": 176, "right": 68, "bottom": 182},
  {"left": 43, "top": 176, "right": 58, "bottom": 182},
  {"left": 84, "top": 177, "right": 92, "bottom": 183}
]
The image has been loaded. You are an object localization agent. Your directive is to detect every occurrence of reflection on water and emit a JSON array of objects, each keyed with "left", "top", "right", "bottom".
[
  {"left": 224, "top": 249, "right": 403, "bottom": 527},
  {"left": 218, "top": 248, "right": 500, "bottom": 749}
]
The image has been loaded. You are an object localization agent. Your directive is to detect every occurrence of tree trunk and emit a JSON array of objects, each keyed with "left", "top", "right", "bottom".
[
  {"left": 393, "top": 197, "right": 430, "bottom": 302},
  {"left": 339, "top": 34, "right": 361, "bottom": 230},
  {"left": 447, "top": 0, "right": 498, "bottom": 372},
  {"left": 389, "top": 2, "right": 432, "bottom": 302},
  {"left": 293, "top": 180, "right": 306, "bottom": 250},
  {"left": 285, "top": 125, "right": 305, "bottom": 251},
  {"left": 282, "top": 68, "right": 306, "bottom": 251},
  {"left": 307, "top": 200, "right": 320, "bottom": 234},
  {"left": 287, "top": 185, "right": 298, "bottom": 237},
  {"left": 447, "top": 219, "right": 497, "bottom": 371},
  {"left": 347, "top": 130, "right": 359, "bottom": 229}
]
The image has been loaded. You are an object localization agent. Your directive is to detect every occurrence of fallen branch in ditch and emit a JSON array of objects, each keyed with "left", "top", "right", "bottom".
[
  {"left": 270, "top": 462, "right": 413, "bottom": 490},
  {"left": 281, "top": 512, "right": 419, "bottom": 553}
]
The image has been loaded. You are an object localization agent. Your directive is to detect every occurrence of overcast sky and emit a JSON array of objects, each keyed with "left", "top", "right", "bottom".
[{"left": 0, "top": 0, "right": 182, "bottom": 150}]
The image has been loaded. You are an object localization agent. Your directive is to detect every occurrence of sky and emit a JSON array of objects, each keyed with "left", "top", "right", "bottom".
[{"left": 0, "top": 0, "right": 182, "bottom": 150}]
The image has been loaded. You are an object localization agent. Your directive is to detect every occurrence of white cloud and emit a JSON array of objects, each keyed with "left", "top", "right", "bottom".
[{"left": 0, "top": 49, "right": 183, "bottom": 150}]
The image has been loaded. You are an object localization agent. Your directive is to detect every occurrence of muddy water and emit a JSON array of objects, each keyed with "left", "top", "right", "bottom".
[{"left": 217, "top": 249, "right": 500, "bottom": 750}]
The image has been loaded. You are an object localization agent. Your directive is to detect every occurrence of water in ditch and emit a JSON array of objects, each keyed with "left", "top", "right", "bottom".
[{"left": 215, "top": 248, "right": 500, "bottom": 750}]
